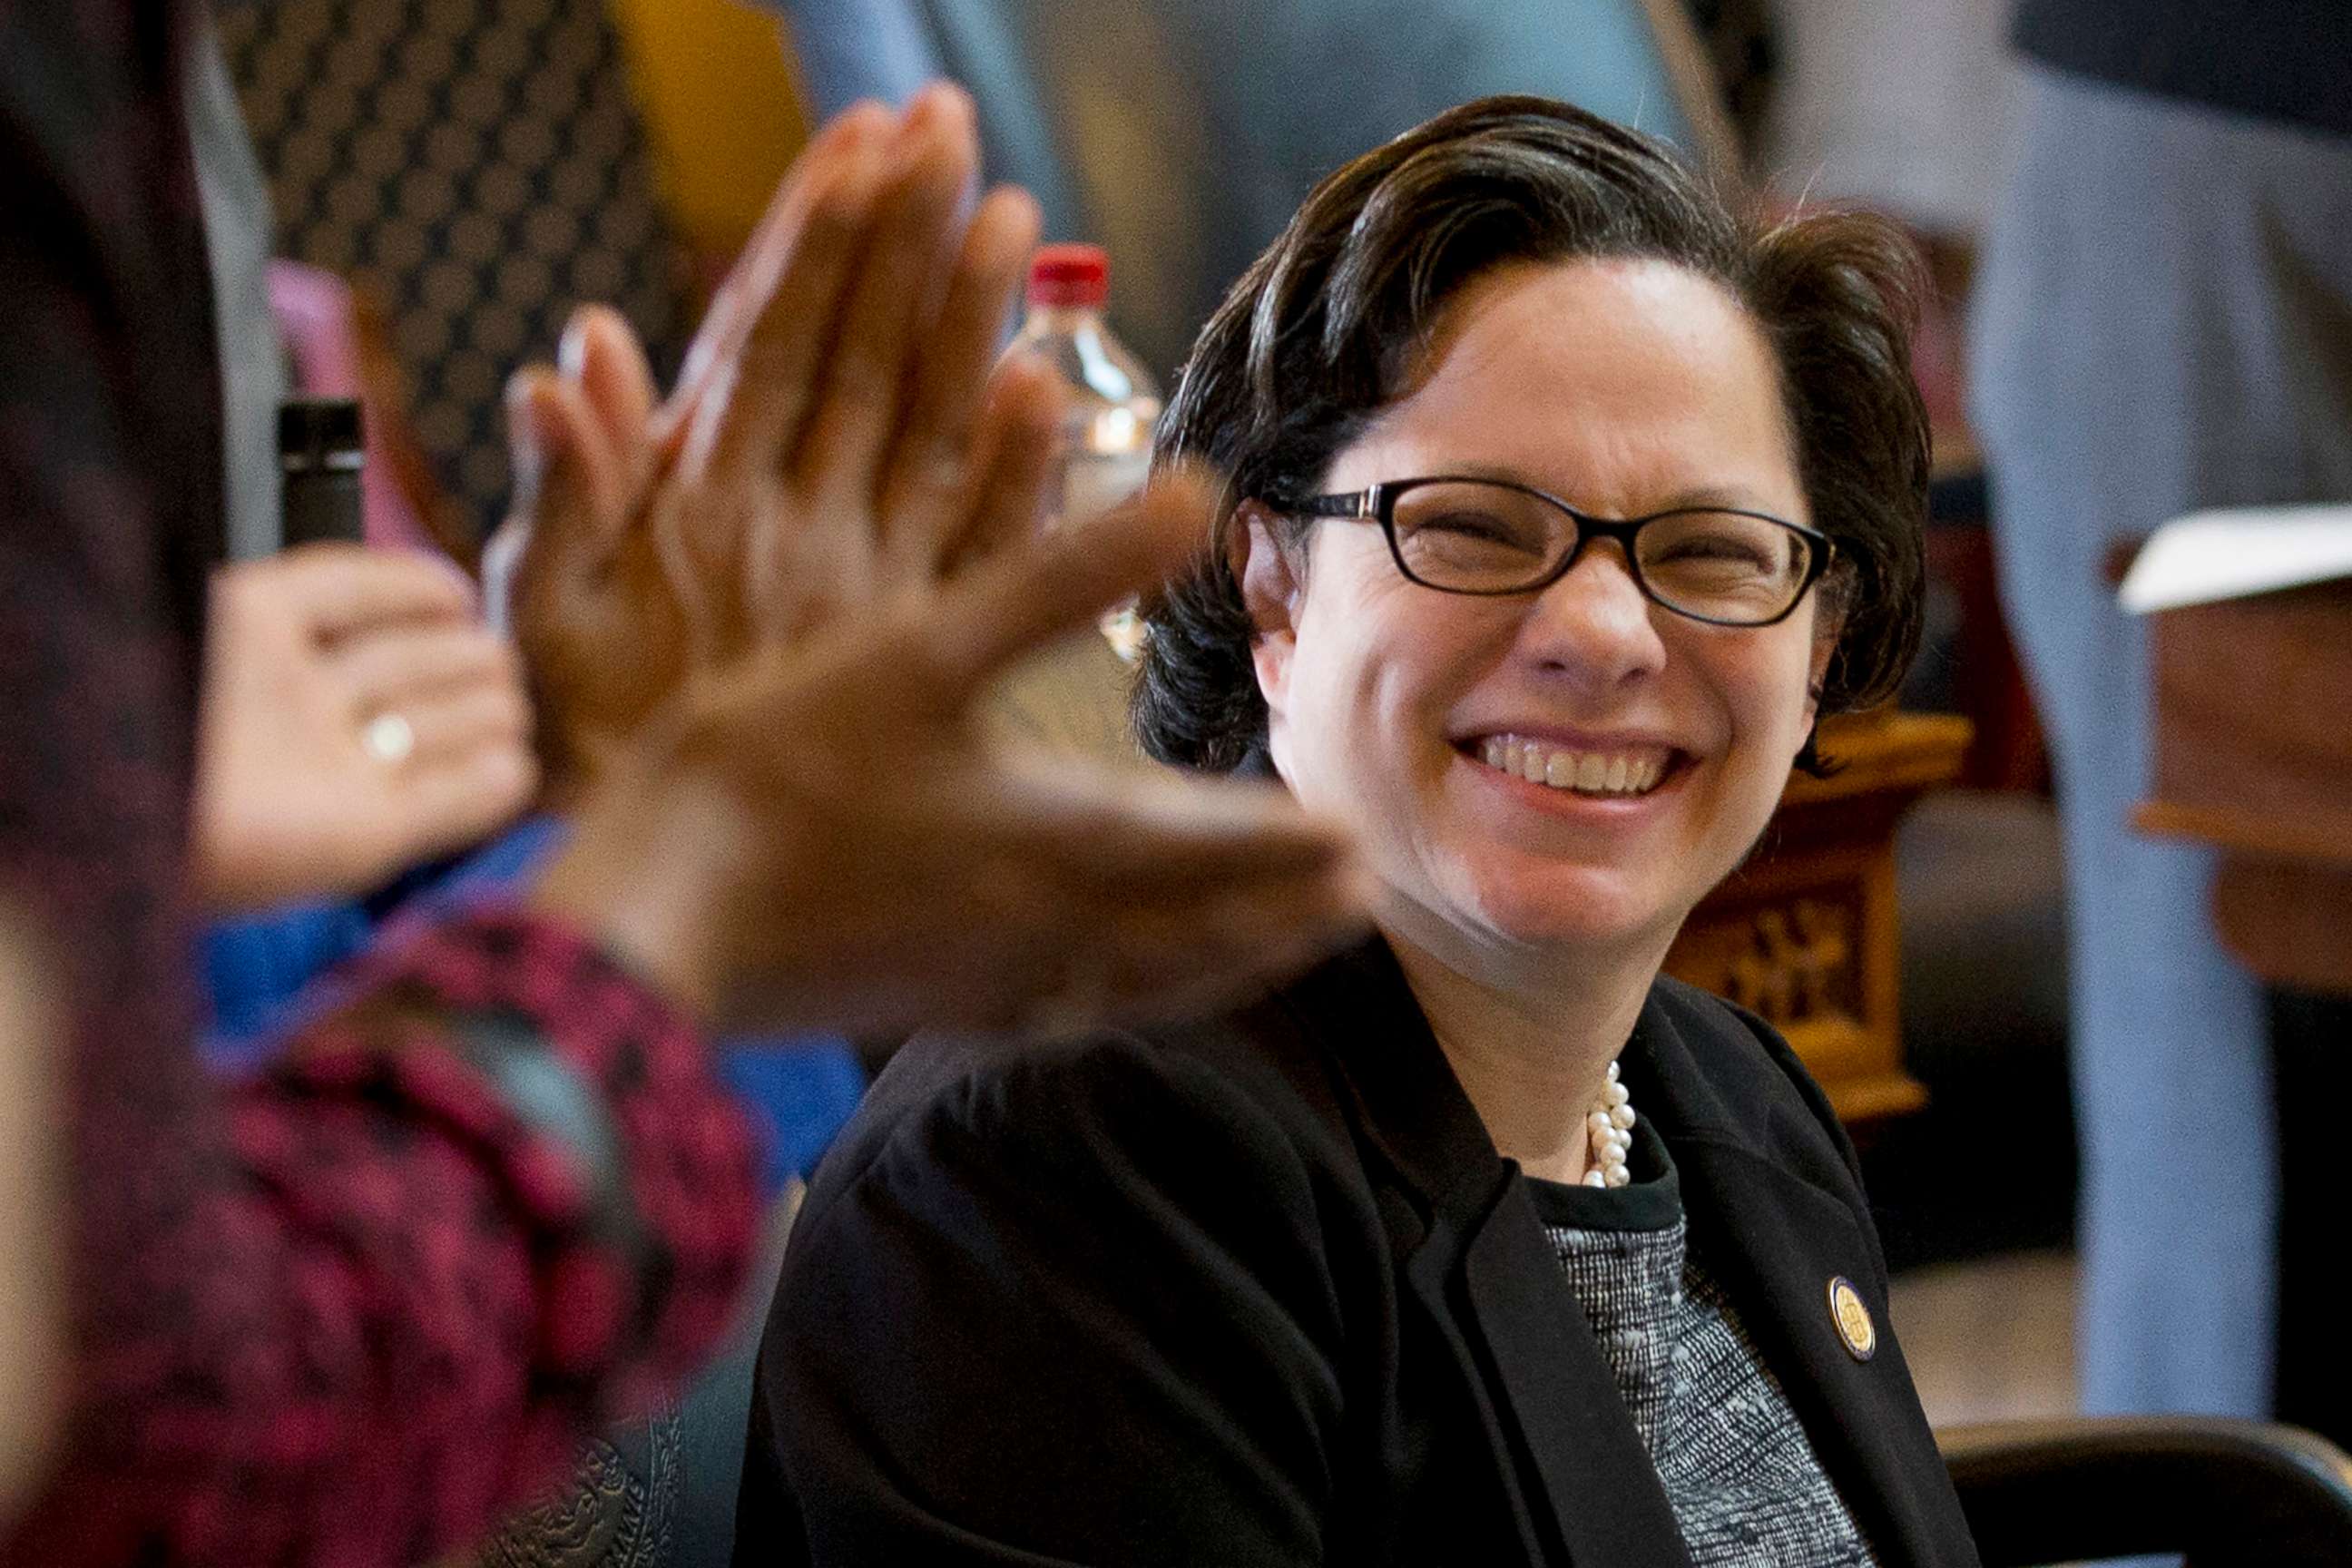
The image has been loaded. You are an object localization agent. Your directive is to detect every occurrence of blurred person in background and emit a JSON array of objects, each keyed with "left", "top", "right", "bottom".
[
  {"left": 740, "top": 95, "right": 1977, "bottom": 1567},
  {"left": 1758, "top": 0, "right": 2015, "bottom": 256},
  {"left": 0, "top": 6, "right": 1363, "bottom": 1563},
  {"left": 1969, "top": 0, "right": 2350, "bottom": 1432}
]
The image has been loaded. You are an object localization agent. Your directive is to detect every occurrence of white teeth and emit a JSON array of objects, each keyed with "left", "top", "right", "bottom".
[{"left": 1475, "top": 734, "right": 1669, "bottom": 798}]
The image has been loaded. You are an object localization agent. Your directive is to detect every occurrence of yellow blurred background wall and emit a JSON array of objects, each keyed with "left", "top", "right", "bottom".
[{"left": 610, "top": 0, "right": 811, "bottom": 264}]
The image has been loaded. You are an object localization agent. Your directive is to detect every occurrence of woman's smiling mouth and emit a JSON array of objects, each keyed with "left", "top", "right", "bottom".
[{"left": 1469, "top": 733, "right": 1679, "bottom": 798}]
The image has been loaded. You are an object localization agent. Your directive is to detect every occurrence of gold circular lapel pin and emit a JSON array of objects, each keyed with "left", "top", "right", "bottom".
[{"left": 1828, "top": 1276, "right": 1877, "bottom": 1362}]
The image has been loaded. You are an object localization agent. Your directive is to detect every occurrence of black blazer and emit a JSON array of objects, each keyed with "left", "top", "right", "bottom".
[{"left": 734, "top": 938, "right": 1982, "bottom": 1566}]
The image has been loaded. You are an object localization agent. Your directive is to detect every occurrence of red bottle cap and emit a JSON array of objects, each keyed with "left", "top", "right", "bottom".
[{"left": 1027, "top": 242, "right": 1110, "bottom": 309}]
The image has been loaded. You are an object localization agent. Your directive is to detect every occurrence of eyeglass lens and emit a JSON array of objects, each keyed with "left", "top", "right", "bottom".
[{"left": 1386, "top": 480, "right": 1814, "bottom": 622}]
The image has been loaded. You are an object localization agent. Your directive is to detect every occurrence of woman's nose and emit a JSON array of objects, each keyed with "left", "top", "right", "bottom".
[{"left": 1516, "top": 544, "right": 1668, "bottom": 688}]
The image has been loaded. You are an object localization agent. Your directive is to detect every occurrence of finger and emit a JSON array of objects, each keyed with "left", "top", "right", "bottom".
[
  {"left": 670, "top": 100, "right": 895, "bottom": 422},
  {"left": 271, "top": 541, "right": 476, "bottom": 640},
  {"left": 491, "top": 370, "right": 618, "bottom": 648},
  {"left": 788, "top": 83, "right": 981, "bottom": 499},
  {"left": 1040, "top": 772, "right": 1364, "bottom": 890},
  {"left": 561, "top": 304, "right": 656, "bottom": 490},
  {"left": 503, "top": 368, "right": 622, "bottom": 573},
  {"left": 978, "top": 854, "right": 1367, "bottom": 1040},
  {"left": 386, "top": 743, "right": 541, "bottom": 866},
  {"left": 331, "top": 623, "right": 522, "bottom": 713},
  {"left": 1086, "top": 877, "right": 1373, "bottom": 1019},
  {"left": 912, "top": 464, "right": 1219, "bottom": 693},
  {"left": 873, "top": 184, "right": 1043, "bottom": 560},
  {"left": 690, "top": 103, "right": 897, "bottom": 484},
  {"left": 377, "top": 679, "right": 534, "bottom": 767},
  {"left": 933, "top": 351, "right": 1063, "bottom": 578}
]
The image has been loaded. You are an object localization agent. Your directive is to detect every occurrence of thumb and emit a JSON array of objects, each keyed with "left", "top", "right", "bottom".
[{"left": 916, "top": 463, "right": 1221, "bottom": 693}]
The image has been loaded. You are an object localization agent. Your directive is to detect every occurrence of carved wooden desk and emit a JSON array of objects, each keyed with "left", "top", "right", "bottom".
[
  {"left": 2132, "top": 580, "right": 2352, "bottom": 996},
  {"left": 1664, "top": 710, "right": 1973, "bottom": 1123}
]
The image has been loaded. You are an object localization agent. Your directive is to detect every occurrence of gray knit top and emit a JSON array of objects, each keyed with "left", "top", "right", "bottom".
[{"left": 1530, "top": 1120, "right": 1878, "bottom": 1566}]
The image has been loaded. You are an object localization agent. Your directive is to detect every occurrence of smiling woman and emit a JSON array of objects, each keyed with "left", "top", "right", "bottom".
[
  {"left": 1225, "top": 256, "right": 1839, "bottom": 992},
  {"left": 740, "top": 96, "right": 1968, "bottom": 1568}
]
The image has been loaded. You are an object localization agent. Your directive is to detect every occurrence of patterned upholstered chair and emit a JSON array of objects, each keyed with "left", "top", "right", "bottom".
[{"left": 218, "top": 0, "right": 694, "bottom": 542}]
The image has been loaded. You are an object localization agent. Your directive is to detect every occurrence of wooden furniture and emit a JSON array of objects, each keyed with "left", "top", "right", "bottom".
[
  {"left": 1665, "top": 710, "right": 1973, "bottom": 1122},
  {"left": 2132, "top": 579, "right": 2352, "bottom": 995}
]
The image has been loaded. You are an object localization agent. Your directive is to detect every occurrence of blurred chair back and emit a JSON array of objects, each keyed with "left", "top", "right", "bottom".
[
  {"left": 776, "top": 0, "right": 1737, "bottom": 378},
  {"left": 1943, "top": 1416, "right": 2352, "bottom": 1567}
]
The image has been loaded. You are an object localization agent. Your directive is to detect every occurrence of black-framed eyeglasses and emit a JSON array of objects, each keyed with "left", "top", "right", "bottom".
[{"left": 1290, "top": 475, "right": 1834, "bottom": 628}]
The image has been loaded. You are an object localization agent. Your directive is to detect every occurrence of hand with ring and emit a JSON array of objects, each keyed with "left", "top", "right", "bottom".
[{"left": 190, "top": 543, "right": 538, "bottom": 911}]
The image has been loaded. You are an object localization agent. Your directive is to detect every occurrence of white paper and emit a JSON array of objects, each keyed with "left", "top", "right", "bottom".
[{"left": 2118, "top": 505, "right": 2352, "bottom": 615}]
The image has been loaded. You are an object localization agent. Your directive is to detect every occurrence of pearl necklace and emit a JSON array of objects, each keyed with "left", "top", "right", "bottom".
[{"left": 1583, "top": 1062, "right": 1636, "bottom": 1188}]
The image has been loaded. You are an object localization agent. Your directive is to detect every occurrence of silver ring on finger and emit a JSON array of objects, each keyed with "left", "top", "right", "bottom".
[{"left": 359, "top": 710, "right": 416, "bottom": 766}]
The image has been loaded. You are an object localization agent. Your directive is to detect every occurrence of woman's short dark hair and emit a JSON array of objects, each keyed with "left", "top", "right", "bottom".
[{"left": 1134, "top": 94, "right": 1929, "bottom": 776}]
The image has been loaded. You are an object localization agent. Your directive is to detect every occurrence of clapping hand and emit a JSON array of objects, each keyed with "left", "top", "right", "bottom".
[
  {"left": 490, "top": 89, "right": 1059, "bottom": 801},
  {"left": 503, "top": 85, "right": 1368, "bottom": 1037}
]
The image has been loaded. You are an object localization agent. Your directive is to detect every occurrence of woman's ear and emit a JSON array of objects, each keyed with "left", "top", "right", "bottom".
[
  {"left": 1795, "top": 607, "right": 1843, "bottom": 766},
  {"left": 1230, "top": 502, "right": 1305, "bottom": 714},
  {"left": 1803, "top": 632, "right": 1837, "bottom": 730}
]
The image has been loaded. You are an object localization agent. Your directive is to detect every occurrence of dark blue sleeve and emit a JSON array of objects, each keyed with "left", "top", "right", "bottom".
[
  {"left": 200, "top": 811, "right": 867, "bottom": 1191},
  {"left": 198, "top": 816, "right": 571, "bottom": 1059},
  {"left": 200, "top": 898, "right": 376, "bottom": 1057}
]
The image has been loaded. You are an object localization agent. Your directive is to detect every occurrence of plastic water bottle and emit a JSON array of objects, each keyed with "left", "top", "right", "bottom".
[
  {"left": 1009, "top": 243, "right": 1163, "bottom": 661},
  {"left": 985, "top": 244, "right": 1164, "bottom": 763}
]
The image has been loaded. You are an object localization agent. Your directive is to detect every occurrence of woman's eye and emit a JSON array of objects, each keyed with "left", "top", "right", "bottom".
[
  {"left": 1415, "top": 512, "right": 1543, "bottom": 550},
  {"left": 1646, "top": 523, "right": 1790, "bottom": 576},
  {"left": 1665, "top": 537, "right": 1774, "bottom": 569}
]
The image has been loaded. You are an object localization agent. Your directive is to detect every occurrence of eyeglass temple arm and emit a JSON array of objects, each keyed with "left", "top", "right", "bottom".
[{"left": 1294, "top": 488, "right": 1378, "bottom": 519}]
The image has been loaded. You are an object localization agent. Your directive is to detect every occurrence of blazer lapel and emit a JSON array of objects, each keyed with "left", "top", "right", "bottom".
[
  {"left": 1291, "top": 943, "right": 1695, "bottom": 1568},
  {"left": 1452, "top": 1180, "right": 1698, "bottom": 1568},
  {"left": 1632, "top": 1006, "right": 1983, "bottom": 1568}
]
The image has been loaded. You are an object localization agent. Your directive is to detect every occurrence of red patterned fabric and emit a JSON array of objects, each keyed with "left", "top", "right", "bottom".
[{"left": 0, "top": 5, "right": 759, "bottom": 1563}]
